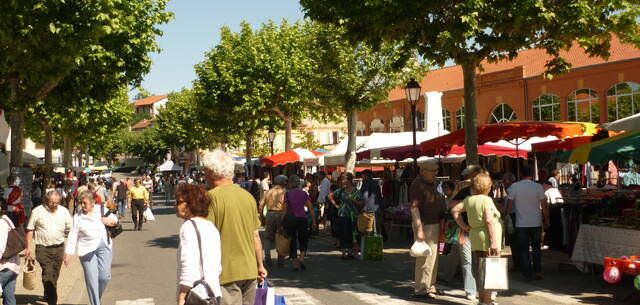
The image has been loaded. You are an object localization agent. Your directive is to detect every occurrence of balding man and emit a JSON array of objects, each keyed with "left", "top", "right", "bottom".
[{"left": 25, "top": 190, "right": 72, "bottom": 305}]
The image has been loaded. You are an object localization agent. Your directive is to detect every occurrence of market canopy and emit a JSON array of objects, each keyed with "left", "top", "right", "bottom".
[
  {"left": 420, "top": 121, "right": 598, "bottom": 156},
  {"left": 601, "top": 112, "right": 640, "bottom": 132},
  {"left": 566, "top": 130, "right": 640, "bottom": 165},
  {"left": 158, "top": 160, "right": 183, "bottom": 172},
  {"left": 530, "top": 136, "right": 594, "bottom": 152},
  {"left": 380, "top": 143, "right": 527, "bottom": 160},
  {"left": 307, "top": 136, "right": 368, "bottom": 167},
  {"left": 355, "top": 131, "right": 446, "bottom": 160},
  {"left": 261, "top": 148, "right": 323, "bottom": 167}
]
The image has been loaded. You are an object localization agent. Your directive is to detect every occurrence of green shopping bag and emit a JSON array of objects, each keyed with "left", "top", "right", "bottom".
[{"left": 361, "top": 233, "right": 383, "bottom": 260}]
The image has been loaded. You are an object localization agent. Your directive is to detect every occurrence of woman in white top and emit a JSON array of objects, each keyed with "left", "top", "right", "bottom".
[
  {"left": 175, "top": 184, "right": 222, "bottom": 305},
  {"left": 64, "top": 190, "right": 118, "bottom": 305},
  {"left": 0, "top": 200, "right": 21, "bottom": 305}
]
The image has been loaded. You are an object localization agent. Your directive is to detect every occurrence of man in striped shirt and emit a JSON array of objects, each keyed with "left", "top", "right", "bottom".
[{"left": 25, "top": 190, "right": 73, "bottom": 305}]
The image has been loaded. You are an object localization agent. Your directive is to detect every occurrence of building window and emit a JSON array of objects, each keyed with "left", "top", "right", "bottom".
[
  {"left": 455, "top": 107, "right": 465, "bottom": 130},
  {"left": 416, "top": 111, "right": 425, "bottom": 130},
  {"left": 332, "top": 131, "right": 339, "bottom": 144},
  {"left": 532, "top": 94, "right": 560, "bottom": 121},
  {"left": 370, "top": 119, "right": 385, "bottom": 133},
  {"left": 488, "top": 104, "right": 516, "bottom": 123},
  {"left": 442, "top": 109, "right": 451, "bottom": 131},
  {"left": 389, "top": 116, "right": 404, "bottom": 132},
  {"left": 568, "top": 88, "right": 599, "bottom": 123},
  {"left": 356, "top": 120, "right": 366, "bottom": 136},
  {"left": 607, "top": 82, "right": 640, "bottom": 122}
]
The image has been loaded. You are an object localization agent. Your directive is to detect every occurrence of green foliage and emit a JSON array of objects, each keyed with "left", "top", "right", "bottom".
[
  {"left": 134, "top": 87, "right": 153, "bottom": 101},
  {"left": 310, "top": 23, "right": 427, "bottom": 113},
  {"left": 127, "top": 126, "right": 170, "bottom": 165},
  {"left": 301, "top": 0, "right": 640, "bottom": 74},
  {"left": 293, "top": 130, "right": 322, "bottom": 151},
  {"left": 156, "top": 88, "right": 219, "bottom": 151}
]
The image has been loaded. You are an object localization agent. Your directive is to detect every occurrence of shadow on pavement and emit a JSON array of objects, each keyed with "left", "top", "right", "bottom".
[
  {"left": 146, "top": 234, "right": 179, "bottom": 249},
  {"left": 148, "top": 206, "right": 176, "bottom": 216}
]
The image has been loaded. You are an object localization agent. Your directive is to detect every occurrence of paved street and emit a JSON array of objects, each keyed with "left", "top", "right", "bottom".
[{"left": 15, "top": 192, "right": 639, "bottom": 305}]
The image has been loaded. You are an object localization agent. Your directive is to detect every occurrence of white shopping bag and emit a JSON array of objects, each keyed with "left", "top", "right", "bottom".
[
  {"left": 143, "top": 207, "right": 155, "bottom": 222},
  {"left": 266, "top": 286, "right": 275, "bottom": 305},
  {"left": 409, "top": 241, "right": 432, "bottom": 257},
  {"left": 479, "top": 257, "right": 509, "bottom": 290}
]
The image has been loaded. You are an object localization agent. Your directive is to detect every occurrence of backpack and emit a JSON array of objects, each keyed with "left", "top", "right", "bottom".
[{"left": 2, "top": 218, "right": 26, "bottom": 259}]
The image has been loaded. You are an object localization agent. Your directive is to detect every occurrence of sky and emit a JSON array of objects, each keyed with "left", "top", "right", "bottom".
[{"left": 135, "top": 0, "right": 305, "bottom": 99}]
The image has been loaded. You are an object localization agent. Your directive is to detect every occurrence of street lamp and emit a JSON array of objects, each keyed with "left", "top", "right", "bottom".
[
  {"left": 267, "top": 128, "right": 276, "bottom": 155},
  {"left": 405, "top": 78, "right": 422, "bottom": 171}
]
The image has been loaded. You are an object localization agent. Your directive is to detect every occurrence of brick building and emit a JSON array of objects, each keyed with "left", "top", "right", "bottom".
[{"left": 357, "top": 37, "right": 640, "bottom": 135}]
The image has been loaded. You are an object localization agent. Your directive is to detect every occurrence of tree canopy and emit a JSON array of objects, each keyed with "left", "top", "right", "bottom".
[{"left": 300, "top": 0, "right": 640, "bottom": 165}]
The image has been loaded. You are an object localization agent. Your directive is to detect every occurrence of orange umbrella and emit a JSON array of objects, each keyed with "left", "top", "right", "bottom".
[
  {"left": 530, "top": 136, "right": 594, "bottom": 152},
  {"left": 420, "top": 121, "right": 598, "bottom": 156}
]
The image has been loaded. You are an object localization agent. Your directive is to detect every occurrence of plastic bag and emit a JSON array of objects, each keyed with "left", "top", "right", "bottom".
[
  {"left": 143, "top": 207, "right": 155, "bottom": 222},
  {"left": 410, "top": 241, "right": 432, "bottom": 257}
]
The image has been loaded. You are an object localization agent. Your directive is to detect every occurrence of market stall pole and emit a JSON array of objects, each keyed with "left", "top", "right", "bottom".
[{"left": 404, "top": 78, "right": 422, "bottom": 170}]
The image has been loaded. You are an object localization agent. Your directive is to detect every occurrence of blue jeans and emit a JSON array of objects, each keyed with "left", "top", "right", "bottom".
[
  {"left": 516, "top": 227, "right": 542, "bottom": 280},
  {"left": 460, "top": 232, "right": 477, "bottom": 296},
  {"left": 80, "top": 241, "right": 113, "bottom": 305},
  {"left": 115, "top": 199, "right": 125, "bottom": 216},
  {"left": 0, "top": 269, "right": 17, "bottom": 305}
]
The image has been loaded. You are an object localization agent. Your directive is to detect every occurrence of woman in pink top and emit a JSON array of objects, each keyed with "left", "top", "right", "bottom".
[{"left": 284, "top": 175, "right": 316, "bottom": 271}]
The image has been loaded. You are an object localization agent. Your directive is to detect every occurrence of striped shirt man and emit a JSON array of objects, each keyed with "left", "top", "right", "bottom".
[{"left": 26, "top": 204, "right": 72, "bottom": 247}]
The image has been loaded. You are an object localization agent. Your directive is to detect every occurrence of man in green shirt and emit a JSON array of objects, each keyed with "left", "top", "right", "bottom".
[{"left": 203, "top": 150, "right": 267, "bottom": 305}]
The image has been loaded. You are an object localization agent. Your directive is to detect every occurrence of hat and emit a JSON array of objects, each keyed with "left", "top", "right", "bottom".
[
  {"left": 418, "top": 162, "right": 438, "bottom": 171},
  {"left": 461, "top": 165, "right": 482, "bottom": 176},
  {"left": 273, "top": 175, "right": 287, "bottom": 186}
]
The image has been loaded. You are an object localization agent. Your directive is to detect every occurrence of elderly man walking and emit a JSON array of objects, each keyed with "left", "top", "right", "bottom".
[
  {"left": 203, "top": 150, "right": 268, "bottom": 305},
  {"left": 258, "top": 175, "right": 287, "bottom": 267},
  {"left": 128, "top": 178, "right": 149, "bottom": 231},
  {"left": 25, "top": 190, "right": 73, "bottom": 305},
  {"left": 410, "top": 162, "right": 445, "bottom": 300}
]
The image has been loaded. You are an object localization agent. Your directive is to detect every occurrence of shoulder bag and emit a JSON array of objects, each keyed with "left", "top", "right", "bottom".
[
  {"left": 185, "top": 219, "right": 220, "bottom": 305},
  {"left": 280, "top": 192, "right": 296, "bottom": 232},
  {"left": 2, "top": 218, "right": 26, "bottom": 259},
  {"left": 101, "top": 204, "right": 123, "bottom": 240}
]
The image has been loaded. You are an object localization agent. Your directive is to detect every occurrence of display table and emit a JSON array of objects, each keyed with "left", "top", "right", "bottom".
[{"left": 571, "top": 224, "right": 640, "bottom": 265}]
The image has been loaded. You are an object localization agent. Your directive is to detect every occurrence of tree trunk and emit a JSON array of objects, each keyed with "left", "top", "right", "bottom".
[
  {"left": 344, "top": 110, "right": 357, "bottom": 174},
  {"left": 63, "top": 135, "right": 73, "bottom": 169},
  {"left": 461, "top": 60, "right": 480, "bottom": 166},
  {"left": 43, "top": 122, "right": 54, "bottom": 189},
  {"left": 245, "top": 131, "right": 254, "bottom": 178},
  {"left": 8, "top": 111, "right": 24, "bottom": 168},
  {"left": 284, "top": 116, "right": 292, "bottom": 152},
  {"left": 85, "top": 146, "right": 90, "bottom": 167}
]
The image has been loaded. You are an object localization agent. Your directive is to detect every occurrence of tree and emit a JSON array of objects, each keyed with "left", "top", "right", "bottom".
[
  {"left": 309, "top": 23, "right": 426, "bottom": 173},
  {"left": 156, "top": 88, "right": 219, "bottom": 152},
  {"left": 194, "top": 23, "right": 283, "bottom": 171},
  {"left": 293, "top": 129, "right": 322, "bottom": 151},
  {"left": 127, "top": 126, "right": 170, "bottom": 165},
  {"left": 300, "top": 0, "right": 640, "bottom": 165},
  {"left": 0, "top": 0, "right": 170, "bottom": 167}
]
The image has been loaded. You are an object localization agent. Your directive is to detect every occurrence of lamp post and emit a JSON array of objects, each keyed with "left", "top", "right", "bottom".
[
  {"left": 405, "top": 78, "right": 422, "bottom": 170},
  {"left": 268, "top": 128, "right": 276, "bottom": 156}
]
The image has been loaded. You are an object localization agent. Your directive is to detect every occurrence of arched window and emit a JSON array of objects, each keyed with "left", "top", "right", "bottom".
[
  {"left": 489, "top": 104, "right": 516, "bottom": 123},
  {"left": 607, "top": 82, "right": 640, "bottom": 121},
  {"left": 567, "top": 89, "right": 599, "bottom": 123},
  {"left": 442, "top": 109, "right": 451, "bottom": 131},
  {"left": 389, "top": 116, "right": 404, "bottom": 132},
  {"left": 456, "top": 107, "right": 465, "bottom": 130},
  {"left": 532, "top": 94, "right": 560, "bottom": 122},
  {"left": 370, "top": 119, "right": 385, "bottom": 133}
]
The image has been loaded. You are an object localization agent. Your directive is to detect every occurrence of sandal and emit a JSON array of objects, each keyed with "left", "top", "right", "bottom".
[{"left": 435, "top": 289, "right": 445, "bottom": 296}]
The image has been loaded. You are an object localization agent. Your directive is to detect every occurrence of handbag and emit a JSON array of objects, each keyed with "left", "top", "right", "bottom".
[
  {"left": 100, "top": 204, "right": 123, "bottom": 239},
  {"left": 275, "top": 232, "right": 290, "bottom": 257},
  {"left": 185, "top": 220, "right": 219, "bottom": 305},
  {"left": 356, "top": 212, "right": 375, "bottom": 233},
  {"left": 1, "top": 218, "right": 26, "bottom": 259},
  {"left": 478, "top": 256, "right": 509, "bottom": 291},
  {"left": 23, "top": 259, "right": 37, "bottom": 290},
  {"left": 254, "top": 279, "right": 286, "bottom": 305}
]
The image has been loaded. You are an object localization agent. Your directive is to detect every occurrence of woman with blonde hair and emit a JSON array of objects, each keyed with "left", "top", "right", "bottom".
[{"left": 451, "top": 172, "right": 502, "bottom": 305}]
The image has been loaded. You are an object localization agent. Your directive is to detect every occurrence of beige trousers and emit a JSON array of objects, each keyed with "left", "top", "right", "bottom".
[{"left": 414, "top": 223, "right": 440, "bottom": 294}]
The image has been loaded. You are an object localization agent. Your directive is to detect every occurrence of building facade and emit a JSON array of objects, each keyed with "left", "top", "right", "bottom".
[{"left": 358, "top": 37, "right": 640, "bottom": 134}]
